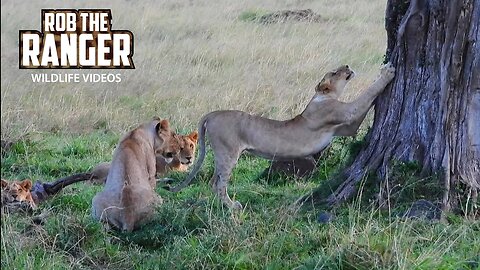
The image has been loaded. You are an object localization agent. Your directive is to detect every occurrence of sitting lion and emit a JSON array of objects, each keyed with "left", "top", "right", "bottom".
[
  {"left": 167, "top": 63, "right": 396, "bottom": 209},
  {"left": 88, "top": 131, "right": 198, "bottom": 185},
  {"left": 91, "top": 118, "right": 181, "bottom": 232}
]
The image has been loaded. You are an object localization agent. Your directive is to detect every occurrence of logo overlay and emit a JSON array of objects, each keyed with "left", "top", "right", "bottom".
[{"left": 20, "top": 9, "right": 134, "bottom": 69}]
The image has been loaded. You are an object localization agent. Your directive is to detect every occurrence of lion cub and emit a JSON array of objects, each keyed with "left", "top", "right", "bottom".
[
  {"left": 91, "top": 118, "right": 181, "bottom": 232},
  {"left": 88, "top": 131, "right": 198, "bottom": 185},
  {"left": 156, "top": 131, "right": 198, "bottom": 173},
  {"left": 1, "top": 179, "right": 36, "bottom": 210},
  {"left": 168, "top": 63, "right": 396, "bottom": 209}
]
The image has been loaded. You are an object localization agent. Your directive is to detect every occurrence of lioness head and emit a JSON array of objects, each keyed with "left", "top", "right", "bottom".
[
  {"left": 178, "top": 131, "right": 198, "bottom": 166},
  {"left": 153, "top": 119, "right": 182, "bottom": 164},
  {"left": 315, "top": 65, "right": 355, "bottom": 96},
  {"left": 1, "top": 179, "right": 36, "bottom": 209}
]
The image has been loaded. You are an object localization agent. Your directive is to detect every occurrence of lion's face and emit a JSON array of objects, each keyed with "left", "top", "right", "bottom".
[
  {"left": 1, "top": 179, "right": 36, "bottom": 208},
  {"left": 330, "top": 65, "right": 355, "bottom": 81},
  {"left": 178, "top": 131, "right": 198, "bottom": 166},
  {"left": 316, "top": 65, "right": 355, "bottom": 96},
  {"left": 159, "top": 134, "right": 182, "bottom": 164},
  {"left": 154, "top": 119, "right": 182, "bottom": 163}
]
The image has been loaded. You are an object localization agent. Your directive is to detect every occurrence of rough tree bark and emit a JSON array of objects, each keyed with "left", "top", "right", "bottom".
[{"left": 302, "top": 0, "right": 480, "bottom": 212}]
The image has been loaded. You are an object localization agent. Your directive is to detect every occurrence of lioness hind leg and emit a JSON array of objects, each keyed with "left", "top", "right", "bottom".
[
  {"left": 91, "top": 193, "right": 106, "bottom": 221},
  {"left": 211, "top": 152, "right": 243, "bottom": 210},
  {"left": 122, "top": 212, "right": 135, "bottom": 232},
  {"left": 92, "top": 194, "right": 124, "bottom": 230}
]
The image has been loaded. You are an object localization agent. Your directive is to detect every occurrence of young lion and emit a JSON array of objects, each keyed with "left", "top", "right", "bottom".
[
  {"left": 88, "top": 131, "right": 198, "bottom": 185},
  {"left": 1, "top": 179, "right": 36, "bottom": 210},
  {"left": 2, "top": 173, "right": 93, "bottom": 212},
  {"left": 156, "top": 131, "right": 198, "bottom": 173},
  {"left": 91, "top": 118, "right": 181, "bottom": 232},
  {"left": 168, "top": 63, "right": 396, "bottom": 209}
]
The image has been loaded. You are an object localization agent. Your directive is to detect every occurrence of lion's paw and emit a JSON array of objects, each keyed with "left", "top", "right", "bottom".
[{"left": 380, "top": 62, "right": 395, "bottom": 81}]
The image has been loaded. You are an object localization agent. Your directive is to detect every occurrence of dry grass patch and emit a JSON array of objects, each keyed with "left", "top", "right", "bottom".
[{"left": 2, "top": 0, "right": 386, "bottom": 139}]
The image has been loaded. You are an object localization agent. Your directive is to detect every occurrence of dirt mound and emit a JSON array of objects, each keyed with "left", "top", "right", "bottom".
[{"left": 259, "top": 9, "right": 322, "bottom": 24}]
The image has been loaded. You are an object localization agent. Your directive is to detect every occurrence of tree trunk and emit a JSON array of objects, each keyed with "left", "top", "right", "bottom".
[{"left": 303, "top": 0, "right": 480, "bottom": 212}]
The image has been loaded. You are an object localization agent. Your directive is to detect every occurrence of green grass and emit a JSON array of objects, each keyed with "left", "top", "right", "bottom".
[{"left": 2, "top": 133, "right": 479, "bottom": 270}]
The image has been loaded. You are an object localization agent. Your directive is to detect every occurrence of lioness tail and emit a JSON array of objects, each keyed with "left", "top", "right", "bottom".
[{"left": 167, "top": 116, "right": 208, "bottom": 192}]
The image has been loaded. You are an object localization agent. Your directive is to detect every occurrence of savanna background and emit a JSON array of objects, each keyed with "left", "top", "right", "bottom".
[{"left": 1, "top": 0, "right": 478, "bottom": 269}]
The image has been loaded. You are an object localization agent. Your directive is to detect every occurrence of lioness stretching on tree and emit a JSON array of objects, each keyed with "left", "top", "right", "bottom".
[
  {"left": 92, "top": 118, "right": 181, "bottom": 231},
  {"left": 168, "top": 63, "right": 396, "bottom": 209}
]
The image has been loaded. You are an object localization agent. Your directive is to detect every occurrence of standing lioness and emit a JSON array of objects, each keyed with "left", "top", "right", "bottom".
[
  {"left": 92, "top": 118, "right": 180, "bottom": 231},
  {"left": 168, "top": 63, "right": 395, "bottom": 209}
]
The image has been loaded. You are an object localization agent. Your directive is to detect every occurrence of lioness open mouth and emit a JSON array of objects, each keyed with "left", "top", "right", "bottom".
[{"left": 346, "top": 73, "right": 353, "bottom": 80}]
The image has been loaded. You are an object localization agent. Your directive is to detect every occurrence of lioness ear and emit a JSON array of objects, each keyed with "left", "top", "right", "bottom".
[
  {"left": 156, "top": 119, "right": 170, "bottom": 134},
  {"left": 315, "top": 80, "right": 332, "bottom": 93},
  {"left": 1, "top": 179, "right": 8, "bottom": 188},
  {"left": 20, "top": 179, "right": 32, "bottom": 190},
  {"left": 160, "top": 119, "right": 170, "bottom": 131},
  {"left": 189, "top": 131, "right": 198, "bottom": 143}
]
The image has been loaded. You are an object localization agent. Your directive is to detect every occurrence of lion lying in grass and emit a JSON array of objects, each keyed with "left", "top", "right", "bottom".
[
  {"left": 1, "top": 179, "right": 36, "bottom": 211},
  {"left": 1, "top": 173, "right": 92, "bottom": 213},
  {"left": 167, "top": 63, "right": 396, "bottom": 209},
  {"left": 156, "top": 131, "right": 198, "bottom": 173},
  {"left": 91, "top": 118, "right": 181, "bottom": 232}
]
